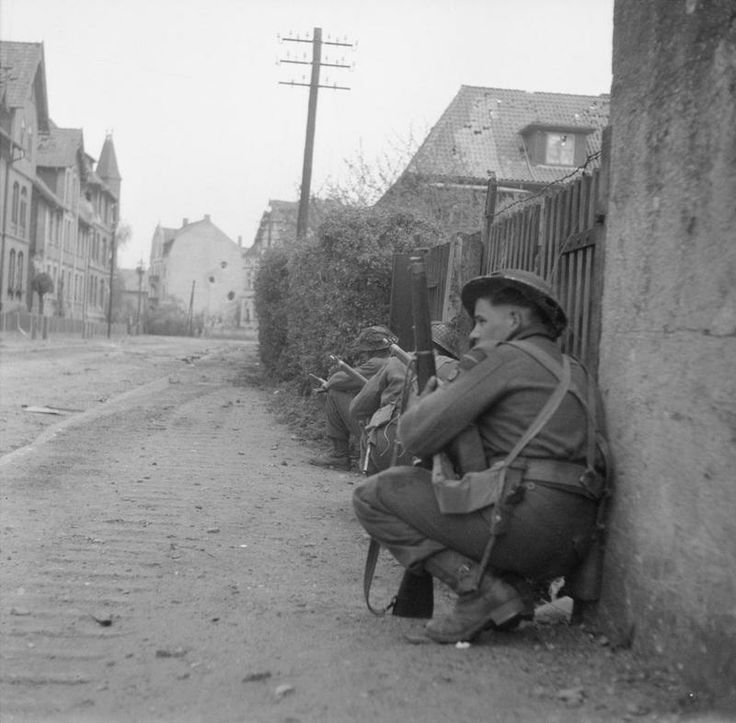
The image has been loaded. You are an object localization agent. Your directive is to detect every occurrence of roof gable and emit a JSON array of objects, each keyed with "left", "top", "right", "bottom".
[
  {"left": 37, "top": 125, "right": 84, "bottom": 168},
  {"left": 0, "top": 41, "right": 49, "bottom": 130},
  {"left": 406, "top": 85, "right": 610, "bottom": 185}
]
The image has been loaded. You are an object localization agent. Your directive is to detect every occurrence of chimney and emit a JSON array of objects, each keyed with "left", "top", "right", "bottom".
[
  {"left": 182, "top": 217, "right": 188, "bottom": 226},
  {"left": 238, "top": 235, "right": 242, "bottom": 247},
  {"left": 204, "top": 214, "right": 210, "bottom": 222}
]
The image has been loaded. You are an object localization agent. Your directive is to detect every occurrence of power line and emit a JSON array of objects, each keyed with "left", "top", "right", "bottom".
[{"left": 278, "top": 27, "right": 355, "bottom": 241}]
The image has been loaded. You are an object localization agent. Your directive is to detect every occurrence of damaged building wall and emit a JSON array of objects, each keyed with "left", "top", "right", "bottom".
[{"left": 598, "top": 0, "right": 736, "bottom": 709}]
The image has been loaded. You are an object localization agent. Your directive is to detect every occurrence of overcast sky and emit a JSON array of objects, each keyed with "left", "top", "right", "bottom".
[{"left": 2, "top": 0, "right": 613, "bottom": 268}]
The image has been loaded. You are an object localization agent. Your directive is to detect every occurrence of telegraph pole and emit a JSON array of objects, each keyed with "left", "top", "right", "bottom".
[
  {"left": 279, "top": 28, "right": 353, "bottom": 241},
  {"left": 106, "top": 215, "right": 117, "bottom": 338}
]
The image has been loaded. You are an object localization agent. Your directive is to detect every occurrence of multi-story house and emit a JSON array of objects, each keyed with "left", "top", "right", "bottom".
[
  {"left": 242, "top": 199, "right": 337, "bottom": 325},
  {"left": 82, "top": 135, "right": 120, "bottom": 322},
  {"left": 148, "top": 215, "right": 245, "bottom": 326},
  {"left": 0, "top": 40, "right": 121, "bottom": 323},
  {"left": 34, "top": 124, "right": 85, "bottom": 318},
  {"left": 0, "top": 41, "right": 49, "bottom": 311},
  {"left": 379, "top": 85, "right": 610, "bottom": 236}
]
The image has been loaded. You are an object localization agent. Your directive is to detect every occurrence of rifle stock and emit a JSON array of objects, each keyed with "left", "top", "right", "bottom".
[
  {"left": 391, "top": 256, "right": 436, "bottom": 619},
  {"left": 388, "top": 342, "right": 413, "bottom": 366},
  {"left": 329, "top": 355, "right": 368, "bottom": 386}
]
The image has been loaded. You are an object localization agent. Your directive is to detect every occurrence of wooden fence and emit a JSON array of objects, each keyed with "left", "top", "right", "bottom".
[
  {"left": 434, "top": 127, "right": 612, "bottom": 373},
  {"left": 0, "top": 310, "right": 127, "bottom": 340}
]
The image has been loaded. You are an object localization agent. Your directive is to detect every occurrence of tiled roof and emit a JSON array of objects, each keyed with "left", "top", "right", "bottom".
[
  {"left": 0, "top": 42, "right": 48, "bottom": 129},
  {"left": 0, "top": 41, "right": 43, "bottom": 106},
  {"left": 37, "top": 126, "right": 84, "bottom": 168},
  {"left": 97, "top": 134, "right": 121, "bottom": 181},
  {"left": 406, "top": 85, "right": 610, "bottom": 185}
]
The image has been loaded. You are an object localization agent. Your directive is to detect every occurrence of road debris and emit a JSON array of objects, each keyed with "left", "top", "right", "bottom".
[
  {"left": 243, "top": 671, "right": 271, "bottom": 683},
  {"left": 274, "top": 684, "right": 295, "bottom": 700},
  {"left": 21, "top": 404, "right": 81, "bottom": 415}
]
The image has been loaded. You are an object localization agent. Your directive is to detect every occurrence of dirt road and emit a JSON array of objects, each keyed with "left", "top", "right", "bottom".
[{"left": 0, "top": 335, "right": 717, "bottom": 722}]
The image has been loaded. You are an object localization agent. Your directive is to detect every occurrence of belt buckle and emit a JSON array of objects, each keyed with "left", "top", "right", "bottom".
[{"left": 579, "top": 468, "right": 601, "bottom": 498}]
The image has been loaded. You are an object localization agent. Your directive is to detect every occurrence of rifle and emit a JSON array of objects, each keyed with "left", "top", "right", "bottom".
[
  {"left": 309, "top": 372, "right": 328, "bottom": 387},
  {"left": 328, "top": 354, "right": 368, "bottom": 386},
  {"left": 390, "top": 256, "right": 437, "bottom": 619},
  {"left": 387, "top": 341, "right": 413, "bottom": 366}
]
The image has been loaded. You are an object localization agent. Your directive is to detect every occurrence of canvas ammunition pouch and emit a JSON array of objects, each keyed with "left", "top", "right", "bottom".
[
  {"left": 432, "top": 455, "right": 604, "bottom": 515},
  {"left": 365, "top": 402, "right": 397, "bottom": 440}
]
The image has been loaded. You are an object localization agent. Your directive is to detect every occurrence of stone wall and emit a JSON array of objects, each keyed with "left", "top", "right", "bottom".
[{"left": 598, "top": 0, "right": 736, "bottom": 710}]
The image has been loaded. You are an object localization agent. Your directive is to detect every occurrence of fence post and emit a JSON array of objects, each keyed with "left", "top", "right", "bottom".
[{"left": 481, "top": 174, "right": 497, "bottom": 269}]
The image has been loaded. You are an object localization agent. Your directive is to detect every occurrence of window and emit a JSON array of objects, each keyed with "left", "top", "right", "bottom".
[
  {"left": 16, "top": 252, "right": 24, "bottom": 295},
  {"left": 11, "top": 182, "right": 19, "bottom": 231},
  {"left": 64, "top": 169, "right": 72, "bottom": 205},
  {"left": 19, "top": 188, "right": 28, "bottom": 238},
  {"left": 8, "top": 250, "right": 16, "bottom": 295},
  {"left": 545, "top": 133, "right": 576, "bottom": 166}
]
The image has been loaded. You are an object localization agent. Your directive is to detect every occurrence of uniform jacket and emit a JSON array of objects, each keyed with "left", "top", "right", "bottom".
[
  {"left": 350, "top": 353, "right": 458, "bottom": 424},
  {"left": 398, "top": 326, "right": 604, "bottom": 467}
]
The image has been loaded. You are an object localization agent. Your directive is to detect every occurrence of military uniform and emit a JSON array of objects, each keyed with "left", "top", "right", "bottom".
[
  {"left": 350, "top": 352, "right": 458, "bottom": 475},
  {"left": 353, "top": 270, "right": 608, "bottom": 643},
  {"left": 310, "top": 325, "right": 397, "bottom": 471},
  {"left": 322, "top": 354, "right": 392, "bottom": 446}
]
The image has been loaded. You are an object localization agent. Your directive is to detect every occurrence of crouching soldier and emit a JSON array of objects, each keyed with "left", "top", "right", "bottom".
[
  {"left": 309, "top": 325, "right": 397, "bottom": 471},
  {"left": 349, "top": 322, "right": 460, "bottom": 475},
  {"left": 353, "top": 270, "right": 610, "bottom": 643}
]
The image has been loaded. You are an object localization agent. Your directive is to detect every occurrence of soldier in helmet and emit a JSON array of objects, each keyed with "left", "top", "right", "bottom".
[
  {"left": 353, "top": 270, "right": 609, "bottom": 643},
  {"left": 350, "top": 322, "right": 460, "bottom": 475},
  {"left": 309, "top": 325, "right": 398, "bottom": 472}
]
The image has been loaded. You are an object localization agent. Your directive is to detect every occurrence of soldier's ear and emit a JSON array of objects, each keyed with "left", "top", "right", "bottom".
[{"left": 508, "top": 308, "right": 524, "bottom": 333}]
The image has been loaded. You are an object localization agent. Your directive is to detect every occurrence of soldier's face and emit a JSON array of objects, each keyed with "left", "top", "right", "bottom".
[{"left": 469, "top": 298, "right": 518, "bottom": 346}]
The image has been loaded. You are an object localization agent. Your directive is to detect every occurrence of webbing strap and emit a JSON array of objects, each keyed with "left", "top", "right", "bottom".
[
  {"left": 508, "top": 340, "right": 599, "bottom": 474},
  {"left": 476, "top": 350, "right": 572, "bottom": 582},
  {"left": 363, "top": 538, "right": 396, "bottom": 616}
]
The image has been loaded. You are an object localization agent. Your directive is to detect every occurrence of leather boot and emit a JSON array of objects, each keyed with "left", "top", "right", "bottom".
[
  {"left": 485, "top": 573, "right": 536, "bottom": 631},
  {"left": 308, "top": 437, "right": 351, "bottom": 470},
  {"left": 423, "top": 551, "right": 526, "bottom": 644}
]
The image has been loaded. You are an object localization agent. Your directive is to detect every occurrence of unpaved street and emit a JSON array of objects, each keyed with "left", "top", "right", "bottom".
[{"left": 0, "top": 335, "right": 708, "bottom": 722}]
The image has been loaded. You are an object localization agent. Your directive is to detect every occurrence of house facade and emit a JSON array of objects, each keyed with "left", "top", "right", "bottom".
[
  {"left": 243, "top": 199, "right": 339, "bottom": 325},
  {"left": 241, "top": 200, "right": 299, "bottom": 324},
  {"left": 148, "top": 215, "right": 245, "bottom": 326},
  {"left": 0, "top": 40, "right": 120, "bottom": 323},
  {"left": 0, "top": 41, "right": 49, "bottom": 312},
  {"left": 380, "top": 85, "right": 610, "bottom": 236}
]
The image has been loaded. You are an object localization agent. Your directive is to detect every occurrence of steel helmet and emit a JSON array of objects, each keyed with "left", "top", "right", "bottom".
[
  {"left": 353, "top": 325, "right": 397, "bottom": 352},
  {"left": 460, "top": 269, "right": 567, "bottom": 338},
  {"left": 431, "top": 322, "right": 458, "bottom": 359}
]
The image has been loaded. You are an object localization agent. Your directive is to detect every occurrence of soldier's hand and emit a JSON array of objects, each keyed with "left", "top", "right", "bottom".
[{"left": 419, "top": 375, "right": 440, "bottom": 398}]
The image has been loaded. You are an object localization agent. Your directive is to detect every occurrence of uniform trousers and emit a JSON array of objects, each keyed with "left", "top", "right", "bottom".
[
  {"left": 353, "top": 465, "right": 598, "bottom": 580},
  {"left": 324, "top": 389, "right": 364, "bottom": 442}
]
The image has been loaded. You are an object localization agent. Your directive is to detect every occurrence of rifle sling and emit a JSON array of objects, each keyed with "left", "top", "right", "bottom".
[{"left": 363, "top": 538, "right": 397, "bottom": 616}]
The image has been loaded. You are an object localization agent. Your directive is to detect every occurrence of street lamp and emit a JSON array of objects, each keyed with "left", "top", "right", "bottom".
[{"left": 135, "top": 259, "right": 145, "bottom": 335}]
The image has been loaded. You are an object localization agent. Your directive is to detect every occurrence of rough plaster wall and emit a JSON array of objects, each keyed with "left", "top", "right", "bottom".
[
  {"left": 599, "top": 0, "right": 736, "bottom": 706},
  {"left": 167, "top": 226, "right": 245, "bottom": 318}
]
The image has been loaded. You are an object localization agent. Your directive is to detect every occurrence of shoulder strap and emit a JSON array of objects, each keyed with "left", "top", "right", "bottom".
[
  {"left": 501, "top": 348, "right": 571, "bottom": 468},
  {"left": 506, "top": 340, "right": 598, "bottom": 473}
]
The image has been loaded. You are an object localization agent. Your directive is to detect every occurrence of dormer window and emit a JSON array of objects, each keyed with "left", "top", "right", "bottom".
[
  {"left": 521, "top": 123, "right": 594, "bottom": 168},
  {"left": 545, "top": 132, "right": 575, "bottom": 166}
]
